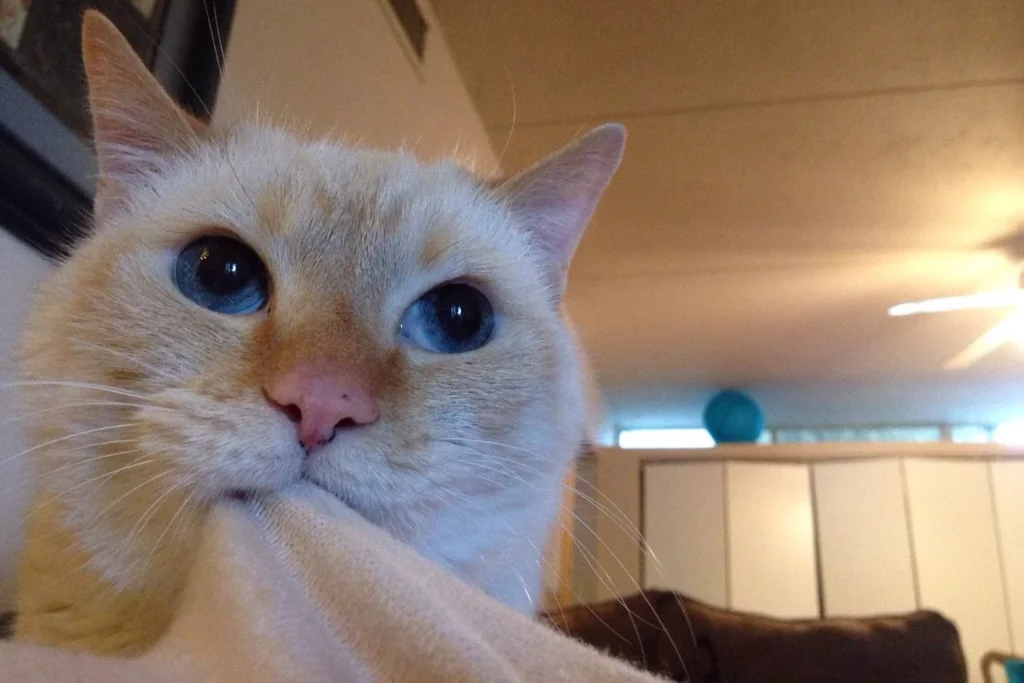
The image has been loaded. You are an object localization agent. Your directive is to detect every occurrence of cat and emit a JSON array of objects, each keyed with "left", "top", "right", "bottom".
[{"left": 11, "top": 11, "right": 624, "bottom": 654}]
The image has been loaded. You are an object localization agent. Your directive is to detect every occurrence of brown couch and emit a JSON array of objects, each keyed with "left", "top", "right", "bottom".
[{"left": 542, "top": 590, "right": 967, "bottom": 683}]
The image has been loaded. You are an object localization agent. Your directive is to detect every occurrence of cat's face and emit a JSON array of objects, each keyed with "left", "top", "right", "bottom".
[
  {"left": 26, "top": 125, "right": 579, "bottom": 516},
  {"left": 19, "top": 12, "right": 622, "bottom": 579}
]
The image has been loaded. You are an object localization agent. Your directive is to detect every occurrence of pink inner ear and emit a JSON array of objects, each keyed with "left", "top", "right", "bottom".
[
  {"left": 499, "top": 124, "right": 626, "bottom": 289},
  {"left": 95, "top": 119, "right": 169, "bottom": 178},
  {"left": 82, "top": 10, "right": 207, "bottom": 220}
]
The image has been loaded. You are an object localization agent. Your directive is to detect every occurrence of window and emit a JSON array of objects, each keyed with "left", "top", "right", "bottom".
[
  {"left": 617, "top": 423, "right": 1021, "bottom": 447},
  {"left": 618, "top": 428, "right": 716, "bottom": 449},
  {"left": 993, "top": 419, "right": 1024, "bottom": 446},
  {"left": 773, "top": 426, "right": 942, "bottom": 444},
  {"left": 950, "top": 425, "right": 992, "bottom": 444}
]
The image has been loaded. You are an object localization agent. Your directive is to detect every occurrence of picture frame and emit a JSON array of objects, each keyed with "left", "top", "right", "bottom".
[{"left": 0, "top": 0, "right": 235, "bottom": 259}]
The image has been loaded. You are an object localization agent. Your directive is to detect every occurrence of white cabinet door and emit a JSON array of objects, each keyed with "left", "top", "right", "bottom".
[
  {"left": 727, "top": 463, "right": 819, "bottom": 618},
  {"left": 813, "top": 460, "right": 917, "bottom": 616},
  {"left": 991, "top": 461, "right": 1024, "bottom": 653},
  {"left": 643, "top": 463, "right": 728, "bottom": 607},
  {"left": 904, "top": 460, "right": 1011, "bottom": 683}
]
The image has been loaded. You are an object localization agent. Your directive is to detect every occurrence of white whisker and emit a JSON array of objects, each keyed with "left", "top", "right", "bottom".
[
  {"left": 124, "top": 475, "right": 194, "bottom": 561},
  {"left": 2, "top": 380, "right": 156, "bottom": 403},
  {"left": 68, "top": 339, "right": 179, "bottom": 382},
  {"left": 0, "top": 423, "right": 139, "bottom": 469},
  {"left": 444, "top": 443, "right": 691, "bottom": 679},
  {"left": 1, "top": 401, "right": 173, "bottom": 428},
  {"left": 435, "top": 477, "right": 644, "bottom": 652},
  {"left": 44, "top": 448, "right": 143, "bottom": 479},
  {"left": 496, "top": 61, "right": 517, "bottom": 172},
  {"left": 80, "top": 463, "right": 174, "bottom": 525}
]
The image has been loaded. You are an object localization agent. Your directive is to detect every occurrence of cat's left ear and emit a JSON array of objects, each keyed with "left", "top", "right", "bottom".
[
  {"left": 493, "top": 124, "right": 625, "bottom": 298},
  {"left": 81, "top": 10, "right": 207, "bottom": 220}
]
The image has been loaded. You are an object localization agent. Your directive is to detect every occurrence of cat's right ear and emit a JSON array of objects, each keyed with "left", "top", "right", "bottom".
[
  {"left": 491, "top": 124, "right": 625, "bottom": 300},
  {"left": 81, "top": 10, "right": 207, "bottom": 220}
]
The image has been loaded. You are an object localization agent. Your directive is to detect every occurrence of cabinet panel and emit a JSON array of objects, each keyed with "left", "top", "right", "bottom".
[
  {"left": 643, "top": 463, "right": 728, "bottom": 607},
  {"left": 813, "top": 459, "right": 916, "bottom": 616},
  {"left": 727, "top": 463, "right": 818, "bottom": 618}
]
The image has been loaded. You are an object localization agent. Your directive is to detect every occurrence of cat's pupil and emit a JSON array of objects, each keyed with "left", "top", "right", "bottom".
[
  {"left": 196, "top": 244, "right": 254, "bottom": 295},
  {"left": 434, "top": 287, "right": 484, "bottom": 342}
]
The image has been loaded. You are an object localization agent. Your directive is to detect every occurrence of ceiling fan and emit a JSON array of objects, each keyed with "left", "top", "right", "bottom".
[{"left": 887, "top": 229, "right": 1024, "bottom": 370}]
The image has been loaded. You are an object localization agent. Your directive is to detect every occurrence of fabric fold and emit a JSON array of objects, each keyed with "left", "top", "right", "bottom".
[{"left": 0, "top": 483, "right": 660, "bottom": 682}]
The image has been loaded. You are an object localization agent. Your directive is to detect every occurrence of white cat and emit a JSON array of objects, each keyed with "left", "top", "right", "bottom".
[{"left": 13, "top": 10, "right": 624, "bottom": 653}]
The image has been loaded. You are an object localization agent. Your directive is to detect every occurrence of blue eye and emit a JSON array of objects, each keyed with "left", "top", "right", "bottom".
[
  {"left": 174, "top": 236, "right": 269, "bottom": 315},
  {"left": 400, "top": 283, "right": 495, "bottom": 353}
]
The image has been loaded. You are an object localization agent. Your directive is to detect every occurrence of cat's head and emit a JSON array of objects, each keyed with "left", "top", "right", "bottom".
[{"left": 20, "top": 13, "right": 623, "bottom": 541}]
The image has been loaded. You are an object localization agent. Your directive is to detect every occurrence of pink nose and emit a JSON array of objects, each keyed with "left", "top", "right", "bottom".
[{"left": 265, "top": 363, "right": 379, "bottom": 452}]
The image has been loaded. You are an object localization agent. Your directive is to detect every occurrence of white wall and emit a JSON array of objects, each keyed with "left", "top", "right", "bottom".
[
  {"left": 216, "top": 0, "right": 497, "bottom": 170},
  {"left": 0, "top": 230, "right": 54, "bottom": 609}
]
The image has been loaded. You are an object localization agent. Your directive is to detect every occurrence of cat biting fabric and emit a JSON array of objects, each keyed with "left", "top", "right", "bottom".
[{"left": 11, "top": 10, "right": 624, "bottom": 654}]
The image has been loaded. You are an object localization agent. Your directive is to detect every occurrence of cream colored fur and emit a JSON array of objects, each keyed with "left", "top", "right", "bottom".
[{"left": 13, "top": 11, "right": 624, "bottom": 654}]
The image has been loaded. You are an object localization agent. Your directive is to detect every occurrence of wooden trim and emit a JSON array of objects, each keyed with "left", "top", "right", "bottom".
[
  {"left": 637, "top": 458, "right": 647, "bottom": 589},
  {"left": 608, "top": 441, "right": 1024, "bottom": 465},
  {"left": 557, "top": 483, "right": 575, "bottom": 606},
  {"left": 540, "top": 467, "right": 581, "bottom": 610}
]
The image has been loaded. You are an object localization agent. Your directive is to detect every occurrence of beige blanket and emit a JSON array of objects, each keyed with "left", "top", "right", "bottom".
[{"left": 0, "top": 483, "right": 659, "bottom": 682}]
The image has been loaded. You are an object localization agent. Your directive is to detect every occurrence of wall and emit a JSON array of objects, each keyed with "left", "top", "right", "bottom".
[
  {"left": 0, "top": 229, "right": 54, "bottom": 609},
  {"left": 215, "top": 0, "right": 497, "bottom": 170}
]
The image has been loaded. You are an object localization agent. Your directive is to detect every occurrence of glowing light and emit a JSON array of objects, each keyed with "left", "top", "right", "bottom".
[
  {"left": 888, "top": 290, "right": 1024, "bottom": 317},
  {"left": 617, "top": 428, "right": 715, "bottom": 449},
  {"left": 994, "top": 419, "right": 1024, "bottom": 446}
]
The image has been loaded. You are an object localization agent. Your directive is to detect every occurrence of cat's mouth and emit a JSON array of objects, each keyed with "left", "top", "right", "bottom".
[
  {"left": 299, "top": 475, "right": 356, "bottom": 508},
  {"left": 222, "top": 478, "right": 354, "bottom": 510}
]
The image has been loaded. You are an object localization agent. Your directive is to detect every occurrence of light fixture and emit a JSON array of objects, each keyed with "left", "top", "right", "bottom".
[{"left": 888, "top": 290, "right": 1024, "bottom": 317}]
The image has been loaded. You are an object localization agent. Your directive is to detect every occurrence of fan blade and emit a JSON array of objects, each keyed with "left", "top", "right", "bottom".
[
  {"left": 889, "top": 290, "right": 1024, "bottom": 317},
  {"left": 944, "top": 313, "right": 1024, "bottom": 370}
]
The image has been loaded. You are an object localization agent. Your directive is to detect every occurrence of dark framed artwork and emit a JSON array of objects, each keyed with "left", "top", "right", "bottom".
[{"left": 0, "top": 0, "right": 235, "bottom": 259}]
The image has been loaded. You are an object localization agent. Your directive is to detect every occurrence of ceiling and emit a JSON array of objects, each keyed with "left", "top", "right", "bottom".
[{"left": 431, "top": 0, "right": 1024, "bottom": 429}]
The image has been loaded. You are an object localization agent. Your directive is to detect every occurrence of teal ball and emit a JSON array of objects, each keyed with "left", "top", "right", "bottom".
[{"left": 703, "top": 390, "right": 763, "bottom": 443}]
